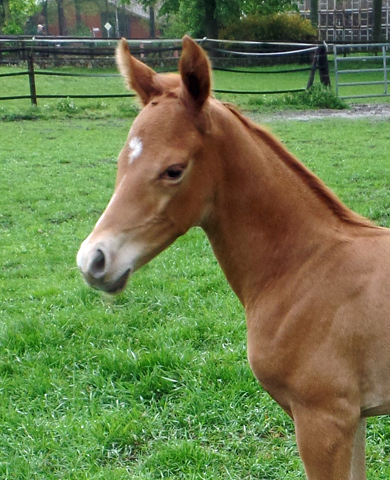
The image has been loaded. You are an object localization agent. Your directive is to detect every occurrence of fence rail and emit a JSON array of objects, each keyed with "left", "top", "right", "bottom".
[
  {"left": 334, "top": 43, "right": 390, "bottom": 99},
  {"left": 0, "top": 36, "right": 318, "bottom": 64},
  {"left": 0, "top": 37, "right": 329, "bottom": 106}
]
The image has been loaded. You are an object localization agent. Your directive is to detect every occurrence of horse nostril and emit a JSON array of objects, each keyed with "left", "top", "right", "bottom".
[{"left": 90, "top": 249, "right": 106, "bottom": 279}]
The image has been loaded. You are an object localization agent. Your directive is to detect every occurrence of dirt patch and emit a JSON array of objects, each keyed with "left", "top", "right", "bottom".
[{"left": 255, "top": 103, "right": 390, "bottom": 122}]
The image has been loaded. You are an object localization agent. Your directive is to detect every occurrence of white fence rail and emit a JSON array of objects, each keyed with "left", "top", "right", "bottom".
[{"left": 334, "top": 43, "right": 390, "bottom": 99}]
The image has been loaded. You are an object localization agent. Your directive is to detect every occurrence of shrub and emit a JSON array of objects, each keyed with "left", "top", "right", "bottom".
[
  {"left": 245, "top": 85, "right": 348, "bottom": 111},
  {"left": 219, "top": 13, "right": 317, "bottom": 43},
  {"left": 56, "top": 97, "right": 78, "bottom": 114},
  {"left": 285, "top": 85, "right": 348, "bottom": 109}
]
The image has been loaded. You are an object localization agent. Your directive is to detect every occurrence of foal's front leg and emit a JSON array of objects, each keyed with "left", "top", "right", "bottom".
[{"left": 293, "top": 406, "right": 363, "bottom": 480}]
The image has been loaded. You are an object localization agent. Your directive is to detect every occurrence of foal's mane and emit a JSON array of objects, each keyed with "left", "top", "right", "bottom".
[{"left": 223, "top": 103, "right": 375, "bottom": 229}]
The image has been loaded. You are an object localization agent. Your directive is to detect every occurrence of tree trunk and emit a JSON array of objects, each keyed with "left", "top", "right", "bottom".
[
  {"left": 149, "top": 6, "right": 156, "bottom": 38},
  {"left": 56, "top": 0, "right": 67, "bottom": 36},
  {"left": 372, "top": 0, "right": 383, "bottom": 42},
  {"left": 74, "top": 0, "right": 83, "bottom": 32},
  {"left": 0, "top": 0, "right": 11, "bottom": 32},
  {"left": 204, "top": 0, "right": 218, "bottom": 38},
  {"left": 42, "top": 0, "right": 50, "bottom": 35}
]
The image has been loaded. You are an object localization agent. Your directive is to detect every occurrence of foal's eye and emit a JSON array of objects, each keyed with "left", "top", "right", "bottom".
[{"left": 161, "top": 164, "right": 186, "bottom": 181}]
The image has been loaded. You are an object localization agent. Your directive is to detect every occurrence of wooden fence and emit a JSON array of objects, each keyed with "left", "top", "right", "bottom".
[{"left": 0, "top": 37, "right": 328, "bottom": 106}]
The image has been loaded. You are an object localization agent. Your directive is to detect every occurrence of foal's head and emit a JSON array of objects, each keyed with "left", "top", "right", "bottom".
[{"left": 77, "top": 37, "right": 215, "bottom": 294}]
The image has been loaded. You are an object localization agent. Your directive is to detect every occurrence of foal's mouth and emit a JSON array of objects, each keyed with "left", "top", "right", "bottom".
[
  {"left": 105, "top": 268, "right": 132, "bottom": 294},
  {"left": 88, "top": 268, "right": 132, "bottom": 295}
]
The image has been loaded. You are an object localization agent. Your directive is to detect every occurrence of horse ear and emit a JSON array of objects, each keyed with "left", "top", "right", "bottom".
[
  {"left": 179, "top": 36, "right": 211, "bottom": 109},
  {"left": 116, "top": 38, "right": 161, "bottom": 106}
]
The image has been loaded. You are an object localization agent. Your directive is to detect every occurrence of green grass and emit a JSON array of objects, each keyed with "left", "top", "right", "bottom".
[
  {"left": 1, "top": 54, "right": 390, "bottom": 119},
  {"left": 0, "top": 65, "right": 140, "bottom": 120},
  {"left": 1, "top": 115, "right": 390, "bottom": 479},
  {"left": 0, "top": 62, "right": 345, "bottom": 120}
]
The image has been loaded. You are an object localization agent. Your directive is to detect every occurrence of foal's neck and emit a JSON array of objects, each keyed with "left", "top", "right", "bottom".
[{"left": 201, "top": 103, "right": 372, "bottom": 308}]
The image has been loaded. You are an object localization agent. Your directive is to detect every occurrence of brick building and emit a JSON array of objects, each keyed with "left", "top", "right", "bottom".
[
  {"left": 298, "top": 0, "right": 390, "bottom": 41},
  {"left": 40, "top": 0, "right": 153, "bottom": 38}
]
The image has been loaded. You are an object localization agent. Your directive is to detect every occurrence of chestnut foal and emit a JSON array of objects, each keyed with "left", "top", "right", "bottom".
[{"left": 78, "top": 37, "right": 390, "bottom": 479}]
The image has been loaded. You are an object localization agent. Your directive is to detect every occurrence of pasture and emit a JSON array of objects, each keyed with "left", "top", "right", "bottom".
[
  {"left": 1, "top": 114, "right": 390, "bottom": 479},
  {"left": 1, "top": 51, "right": 390, "bottom": 122},
  {"left": 0, "top": 60, "right": 341, "bottom": 120}
]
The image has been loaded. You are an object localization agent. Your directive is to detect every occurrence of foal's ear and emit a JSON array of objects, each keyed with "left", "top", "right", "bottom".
[
  {"left": 116, "top": 38, "right": 161, "bottom": 106},
  {"left": 179, "top": 36, "right": 211, "bottom": 109}
]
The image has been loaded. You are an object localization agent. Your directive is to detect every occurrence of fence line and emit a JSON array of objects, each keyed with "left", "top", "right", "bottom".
[
  {"left": 0, "top": 39, "right": 328, "bottom": 105},
  {"left": 0, "top": 64, "right": 309, "bottom": 104},
  {"left": 0, "top": 36, "right": 319, "bottom": 65},
  {"left": 213, "top": 66, "right": 312, "bottom": 73}
]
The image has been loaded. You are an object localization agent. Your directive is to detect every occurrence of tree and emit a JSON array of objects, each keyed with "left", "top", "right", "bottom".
[
  {"left": 149, "top": 4, "right": 156, "bottom": 37},
  {"left": 40, "top": 0, "right": 49, "bottom": 34},
  {"left": 0, "top": 0, "right": 38, "bottom": 34},
  {"left": 157, "top": 0, "right": 240, "bottom": 38},
  {"left": 128, "top": 0, "right": 159, "bottom": 37},
  {"left": 74, "top": 0, "right": 83, "bottom": 32},
  {"left": 121, "top": 0, "right": 298, "bottom": 39},
  {"left": 241, "top": 0, "right": 298, "bottom": 16},
  {"left": 55, "top": 0, "right": 68, "bottom": 35},
  {"left": 161, "top": 0, "right": 220, "bottom": 38}
]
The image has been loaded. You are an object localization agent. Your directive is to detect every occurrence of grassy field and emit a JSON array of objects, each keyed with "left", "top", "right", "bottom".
[
  {"left": 1, "top": 53, "right": 389, "bottom": 120},
  {"left": 0, "top": 60, "right": 343, "bottom": 119},
  {"left": 1, "top": 111, "right": 390, "bottom": 479}
]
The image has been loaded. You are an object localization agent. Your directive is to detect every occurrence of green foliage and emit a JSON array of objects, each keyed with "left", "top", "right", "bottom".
[
  {"left": 240, "top": 0, "right": 298, "bottom": 16},
  {"left": 157, "top": 0, "right": 221, "bottom": 38},
  {"left": 0, "top": 0, "right": 39, "bottom": 34},
  {"left": 156, "top": 0, "right": 298, "bottom": 38},
  {"left": 219, "top": 13, "right": 317, "bottom": 42},
  {"left": 286, "top": 84, "right": 348, "bottom": 109},
  {"left": 158, "top": 0, "right": 201, "bottom": 37},
  {"left": 245, "top": 85, "right": 348, "bottom": 111},
  {"left": 55, "top": 97, "right": 78, "bottom": 114},
  {"left": 69, "top": 22, "right": 93, "bottom": 37}
]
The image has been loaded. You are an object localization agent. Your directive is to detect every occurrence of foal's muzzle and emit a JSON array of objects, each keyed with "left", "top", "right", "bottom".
[{"left": 77, "top": 242, "right": 132, "bottom": 294}]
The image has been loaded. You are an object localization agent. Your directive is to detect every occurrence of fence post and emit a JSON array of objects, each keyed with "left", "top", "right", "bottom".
[
  {"left": 318, "top": 43, "right": 331, "bottom": 87},
  {"left": 383, "top": 46, "right": 388, "bottom": 95},
  {"left": 334, "top": 44, "right": 339, "bottom": 97},
  {"left": 21, "top": 39, "right": 26, "bottom": 62},
  {"left": 27, "top": 53, "right": 37, "bottom": 106},
  {"left": 306, "top": 48, "right": 319, "bottom": 89}
]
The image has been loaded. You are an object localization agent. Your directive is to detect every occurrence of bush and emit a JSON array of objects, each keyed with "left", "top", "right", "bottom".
[
  {"left": 219, "top": 13, "right": 317, "bottom": 43},
  {"left": 245, "top": 85, "right": 348, "bottom": 111},
  {"left": 285, "top": 85, "right": 348, "bottom": 109},
  {"left": 56, "top": 97, "right": 78, "bottom": 114}
]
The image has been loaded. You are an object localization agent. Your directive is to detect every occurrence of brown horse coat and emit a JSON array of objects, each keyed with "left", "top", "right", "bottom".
[{"left": 77, "top": 36, "right": 390, "bottom": 479}]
